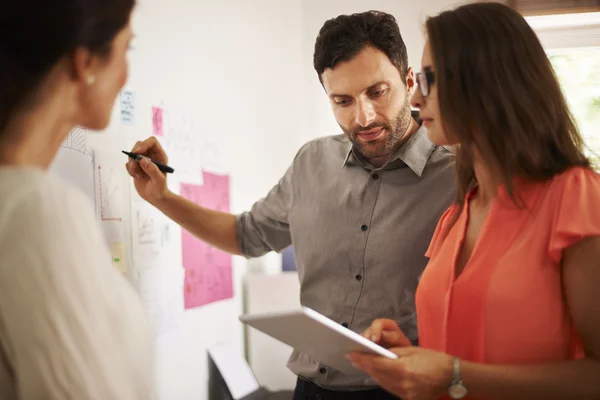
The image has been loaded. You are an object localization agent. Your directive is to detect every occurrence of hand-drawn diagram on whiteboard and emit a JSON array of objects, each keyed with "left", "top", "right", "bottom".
[
  {"left": 138, "top": 209, "right": 156, "bottom": 243},
  {"left": 120, "top": 90, "right": 135, "bottom": 124},
  {"left": 49, "top": 127, "right": 95, "bottom": 206},
  {"left": 94, "top": 150, "right": 125, "bottom": 245},
  {"left": 131, "top": 198, "right": 171, "bottom": 267},
  {"left": 60, "top": 127, "right": 93, "bottom": 160},
  {"left": 161, "top": 109, "right": 203, "bottom": 184},
  {"left": 180, "top": 172, "right": 233, "bottom": 309},
  {"left": 97, "top": 165, "right": 122, "bottom": 222},
  {"left": 200, "top": 138, "right": 227, "bottom": 175}
]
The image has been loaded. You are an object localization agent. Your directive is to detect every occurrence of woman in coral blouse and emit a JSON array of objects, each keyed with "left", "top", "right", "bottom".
[{"left": 348, "top": 3, "right": 600, "bottom": 400}]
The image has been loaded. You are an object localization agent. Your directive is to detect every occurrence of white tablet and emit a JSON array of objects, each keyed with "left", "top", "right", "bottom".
[{"left": 239, "top": 306, "right": 398, "bottom": 374}]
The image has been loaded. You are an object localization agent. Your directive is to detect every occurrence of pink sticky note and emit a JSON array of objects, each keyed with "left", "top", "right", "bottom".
[
  {"left": 180, "top": 172, "right": 233, "bottom": 309},
  {"left": 152, "top": 107, "right": 164, "bottom": 136}
]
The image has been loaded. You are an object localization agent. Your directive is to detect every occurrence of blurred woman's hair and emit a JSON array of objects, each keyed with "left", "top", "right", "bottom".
[{"left": 0, "top": 0, "right": 135, "bottom": 131}]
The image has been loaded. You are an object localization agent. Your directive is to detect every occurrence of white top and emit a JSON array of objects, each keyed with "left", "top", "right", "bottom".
[{"left": 0, "top": 167, "right": 156, "bottom": 400}]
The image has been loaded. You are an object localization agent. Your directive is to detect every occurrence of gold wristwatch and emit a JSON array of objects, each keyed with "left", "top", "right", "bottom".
[{"left": 448, "top": 357, "right": 468, "bottom": 399}]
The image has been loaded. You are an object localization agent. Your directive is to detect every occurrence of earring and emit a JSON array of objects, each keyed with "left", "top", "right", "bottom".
[{"left": 87, "top": 75, "right": 96, "bottom": 86}]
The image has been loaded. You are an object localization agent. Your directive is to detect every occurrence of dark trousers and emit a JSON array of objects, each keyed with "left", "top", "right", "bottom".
[{"left": 292, "top": 378, "right": 399, "bottom": 400}]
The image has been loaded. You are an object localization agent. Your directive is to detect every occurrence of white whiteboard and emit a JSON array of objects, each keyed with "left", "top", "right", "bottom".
[
  {"left": 46, "top": 0, "right": 309, "bottom": 398},
  {"left": 50, "top": 127, "right": 95, "bottom": 207}
]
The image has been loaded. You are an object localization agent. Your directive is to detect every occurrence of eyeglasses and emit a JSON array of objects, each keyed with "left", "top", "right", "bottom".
[{"left": 415, "top": 69, "right": 435, "bottom": 97}]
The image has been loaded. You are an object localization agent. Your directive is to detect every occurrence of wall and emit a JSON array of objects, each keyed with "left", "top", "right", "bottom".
[
  {"left": 102, "top": 0, "right": 304, "bottom": 398},
  {"left": 244, "top": 272, "right": 302, "bottom": 391},
  {"left": 525, "top": 11, "right": 600, "bottom": 49},
  {"left": 300, "top": 0, "right": 468, "bottom": 144}
]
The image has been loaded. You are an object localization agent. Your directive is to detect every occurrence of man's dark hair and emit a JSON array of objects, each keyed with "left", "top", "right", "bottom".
[{"left": 313, "top": 10, "right": 409, "bottom": 82}]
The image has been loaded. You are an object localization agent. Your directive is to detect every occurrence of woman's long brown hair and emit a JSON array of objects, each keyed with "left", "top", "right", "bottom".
[{"left": 425, "top": 2, "right": 592, "bottom": 231}]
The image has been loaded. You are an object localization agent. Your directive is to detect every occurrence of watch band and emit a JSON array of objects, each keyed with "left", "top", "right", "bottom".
[
  {"left": 453, "top": 357, "right": 461, "bottom": 381},
  {"left": 448, "top": 357, "right": 468, "bottom": 399}
]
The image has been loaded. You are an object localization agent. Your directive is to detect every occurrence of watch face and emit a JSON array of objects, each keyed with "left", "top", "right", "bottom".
[{"left": 448, "top": 384, "right": 468, "bottom": 399}]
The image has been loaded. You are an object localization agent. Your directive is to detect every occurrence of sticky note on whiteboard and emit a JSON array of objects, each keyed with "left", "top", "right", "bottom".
[
  {"left": 110, "top": 242, "right": 128, "bottom": 273},
  {"left": 120, "top": 90, "right": 135, "bottom": 124},
  {"left": 152, "top": 106, "right": 164, "bottom": 136}
]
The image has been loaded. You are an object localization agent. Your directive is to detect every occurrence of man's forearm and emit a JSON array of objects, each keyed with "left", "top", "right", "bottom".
[{"left": 152, "top": 191, "right": 241, "bottom": 255}]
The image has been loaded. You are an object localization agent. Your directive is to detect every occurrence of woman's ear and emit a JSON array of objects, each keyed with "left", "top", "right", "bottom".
[{"left": 70, "top": 46, "right": 97, "bottom": 85}]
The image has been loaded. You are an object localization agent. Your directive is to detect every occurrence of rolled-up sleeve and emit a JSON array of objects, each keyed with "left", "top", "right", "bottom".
[
  {"left": 236, "top": 137, "right": 319, "bottom": 259},
  {"left": 236, "top": 162, "right": 295, "bottom": 258}
]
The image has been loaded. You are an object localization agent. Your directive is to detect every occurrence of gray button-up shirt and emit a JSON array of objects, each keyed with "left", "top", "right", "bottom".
[{"left": 236, "top": 126, "right": 456, "bottom": 390}]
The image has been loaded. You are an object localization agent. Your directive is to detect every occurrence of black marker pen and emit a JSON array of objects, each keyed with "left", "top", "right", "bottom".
[{"left": 122, "top": 150, "right": 175, "bottom": 173}]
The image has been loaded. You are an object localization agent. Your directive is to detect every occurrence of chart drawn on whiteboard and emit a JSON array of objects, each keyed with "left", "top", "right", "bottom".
[
  {"left": 131, "top": 184, "right": 172, "bottom": 267},
  {"left": 49, "top": 127, "right": 95, "bottom": 206},
  {"left": 93, "top": 150, "right": 125, "bottom": 246},
  {"left": 60, "top": 127, "right": 93, "bottom": 161},
  {"left": 138, "top": 210, "right": 155, "bottom": 244},
  {"left": 133, "top": 204, "right": 160, "bottom": 263},
  {"left": 97, "top": 165, "right": 122, "bottom": 221}
]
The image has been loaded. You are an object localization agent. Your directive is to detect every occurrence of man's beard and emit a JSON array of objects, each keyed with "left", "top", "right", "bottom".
[{"left": 342, "top": 100, "right": 412, "bottom": 161}]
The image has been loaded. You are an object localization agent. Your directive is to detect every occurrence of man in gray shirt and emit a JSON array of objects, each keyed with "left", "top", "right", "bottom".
[{"left": 126, "top": 10, "right": 456, "bottom": 400}]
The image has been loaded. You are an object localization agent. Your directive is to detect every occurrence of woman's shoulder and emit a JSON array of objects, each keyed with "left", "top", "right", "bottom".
[
  {"left": 550, "top": 166, "right": 600, "bottom": 189},
  {"left": 0, "top": 168, "right": 94, "bottom": 224},
  {"left": 535, "top": 166, "right": 600, "bottom": 213},
  {"left": 552, "top": 167, "right": 600, "bottom": 186},
  {"left": 0, "top": 168, "right": 141, "bottom": 318},
  {"left": 0, "top": 168, "right": 100, "bottom": 265},
  {"left": 545, "top": 167, "right": 600, "bottom": 261}
]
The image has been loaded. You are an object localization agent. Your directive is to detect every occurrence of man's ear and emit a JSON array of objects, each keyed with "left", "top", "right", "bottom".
[{"left": 405, "top": 66, "right": 415, "bottom": 93}]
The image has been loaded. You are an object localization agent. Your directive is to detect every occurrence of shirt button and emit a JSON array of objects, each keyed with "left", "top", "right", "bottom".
[
  {"left": 360, "top": 224, "right": 368, "bottom": 231},
  {"left": 371, "top": 173, "right": 379, "bottom": 180},
  {"left": 319, "top": 367, "right": 327, "bottom": 374},
  {"left": 342, "top": 322, "right": 349, "bottom": 328},
  {"left": 355, "top": 274, "right": 362, "bottom": 281}
]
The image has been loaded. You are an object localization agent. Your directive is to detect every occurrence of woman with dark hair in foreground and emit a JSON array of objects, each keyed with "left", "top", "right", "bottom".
[{"left": 0, "top": 1, "right": 156, "bottom": 398}]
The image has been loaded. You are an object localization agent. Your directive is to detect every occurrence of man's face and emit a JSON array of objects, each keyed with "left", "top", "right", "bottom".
[{"left": 322, "top": 46, "right": 414, "bottom": 166}]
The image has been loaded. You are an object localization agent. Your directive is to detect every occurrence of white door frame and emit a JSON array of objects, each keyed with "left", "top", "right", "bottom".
[{"left": 526, "top": 12, "right": 600, "bottom": 51}]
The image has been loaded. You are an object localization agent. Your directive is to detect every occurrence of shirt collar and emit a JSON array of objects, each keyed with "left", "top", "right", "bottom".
[{"left": 342, "top": 125, "right": 436, "bottom": 176}]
